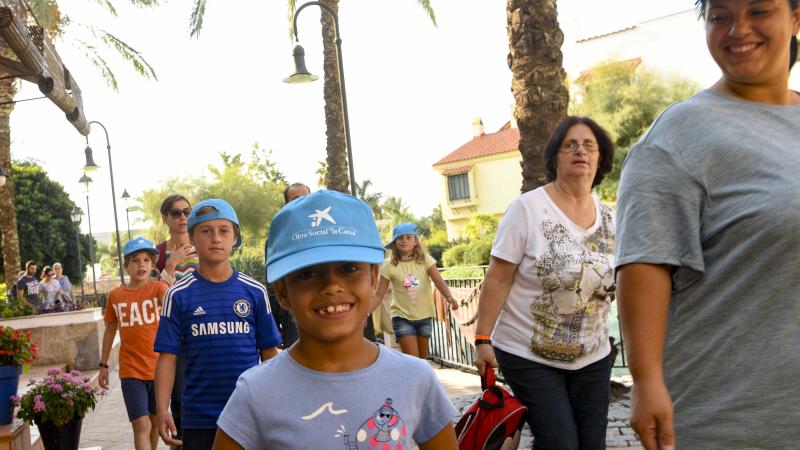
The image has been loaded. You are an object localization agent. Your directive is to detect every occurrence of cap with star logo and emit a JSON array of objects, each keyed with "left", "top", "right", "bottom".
[
  {"left": 123, "top": 237, "right": 160, "bottom": 258},
  {"left": 266, "top": 189, "right": 384, "bottom": 283}
]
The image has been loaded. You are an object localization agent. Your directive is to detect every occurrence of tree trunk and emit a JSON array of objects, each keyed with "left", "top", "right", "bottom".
[
  {"left": 319, "top": 0, "right": 350, "bottom": 194},
  {"left": 0, "top": 74, "right": 19, "bottom": 287},
  {"left": 507, "top": 0, "right": 569, "bottom": 193}
]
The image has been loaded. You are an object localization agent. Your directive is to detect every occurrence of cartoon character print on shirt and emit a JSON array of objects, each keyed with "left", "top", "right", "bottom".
[
  {"left": 352, "top": 398, "right": 408, "bottom": 450},
  {"left": 402, "top": 275, "right": 420, "bottom": 303},
  {"left": 529, "top": 207, "right": 615, "bottom": 362}
]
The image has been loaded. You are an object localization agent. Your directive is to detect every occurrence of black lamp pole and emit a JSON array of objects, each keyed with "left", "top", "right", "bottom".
[
  {"left": 121, "top": 189, "right": 131, "bottom": 240},
  {"left": 79, "top": 173, "right": 97, "bottom": 294},
  {"left": 286, "top": 1, "right": 358, "bottom": 198},
  {"left": 85, "top": 121, "right": 125, "bottom": 285},
  {"left": 70, "top": 207, "right": 85, "bottom": 297}
]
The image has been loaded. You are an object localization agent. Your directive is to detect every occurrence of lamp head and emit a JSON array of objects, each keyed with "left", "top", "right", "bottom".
[
  {"left": 71, "top": 207, "right": 82, "bottom": 224},
  {"left": 283, "top": 45, "right": 319, "bottom": 84},
  {"left": 79, "top": 172, "right": 93, "bottom": 193},
  {"left": 83, "top": 144, "right": 99, "bottom": 173},
  {"left": 121, "top": 189, "right": 130, "bottom": 200}
]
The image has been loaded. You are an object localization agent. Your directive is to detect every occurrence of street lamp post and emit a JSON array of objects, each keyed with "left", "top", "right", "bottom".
[
  {"left": 79, "top": 173, "right": 98, "bottom": 294},
  {"left": 285, "top": 1, "right": 358, "bottom": 198},
  {"left": 70, "top": 207, "right": 85, "bottom": 297},
  {"left": 83, "top": 121, "right": 125, "bottom": 285},
  {"left": 121, "top": 189, "right": 131, "bottom": 240}
]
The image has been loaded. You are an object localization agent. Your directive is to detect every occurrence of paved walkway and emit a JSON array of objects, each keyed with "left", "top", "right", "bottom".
[{"left": 77, "top": 363, "right": 641, "bottom": 449}]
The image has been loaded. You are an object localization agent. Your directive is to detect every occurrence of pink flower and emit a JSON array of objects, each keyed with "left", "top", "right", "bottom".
[
  {"left": 33, "top": 400, "right": 45, "bottom": 413},
  {"left": 9, "top": 395, "right": 19, "bottom": 406},
  {"left": 51, "top": 384, "right": 63, "bottom": 393},
  {"left": 46, "top": 368, "right": 60, "bottom": 376}
]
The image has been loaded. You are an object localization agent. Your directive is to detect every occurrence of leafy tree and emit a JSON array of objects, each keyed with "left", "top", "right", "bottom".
[
  {"left": 0, "top": 0, "right": 159, "bottom": 287},
  {"left": 354, "top": 179, "right": 383, "bottom": 220},
  {"left": 315, "top": 160, "right": 328, "bottom": 189},
  {"left": 0, "top": 161, "right": 91, "bottom": 285},
  {"left": 461, "top": 213, "right": 499, "bottom": 241},
  {"left": 570, "top": 61, "right": 699, "bottom": 203},
  {"left": 139, "top": 147, "right": 286, "bottom": 249}
]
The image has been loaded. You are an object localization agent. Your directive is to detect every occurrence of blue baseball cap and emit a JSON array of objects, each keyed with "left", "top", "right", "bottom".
[
  {"left": 385, "top": 222, "right": 419, "bottom": 249},
  {"left": 187, "top": 198, "right": 242, "bottom": 248},
  {"left": 123, "top": 237, "right": 159, "bottom": 258},
  {"left": 267, "top": 189, "right": 384, "bottom": 283}
]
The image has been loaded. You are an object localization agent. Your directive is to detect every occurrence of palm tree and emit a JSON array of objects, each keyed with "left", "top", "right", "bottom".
[
  {"left": 189, "top": 1, "right": 436, "bottom": 194},
  {"left": 507, "top": 0, "right": 568, "bottom": 193},
  {"left": 354, "top": 178, "right": 383, "bottom": 220},
  {"left": 0, "top": 0, "right": 158, "bottom": 287}
]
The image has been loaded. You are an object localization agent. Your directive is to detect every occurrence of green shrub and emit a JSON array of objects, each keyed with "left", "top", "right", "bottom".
[
  {"left": 463, "top": 236, "right": 494, "bottom": 266},
  {"left": 231, "top": 250, "right": 266, "bottom": 285},
  {"left": 442, "top": 242, "right": 469, "bottom": 268}
]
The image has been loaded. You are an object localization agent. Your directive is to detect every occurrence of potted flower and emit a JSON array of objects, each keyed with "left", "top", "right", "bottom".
[
  {"left": 13, "top": 368, "right": 103, "bottom": 450},
  {"left": 0, "top": 326, "right": 37, "bottom": 424}
]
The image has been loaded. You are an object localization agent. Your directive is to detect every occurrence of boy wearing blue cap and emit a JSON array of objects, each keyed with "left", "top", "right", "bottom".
[
  {"left": 154, "top": 199, "right": 282, "bottom": 450},
  {"left": 214, "top": 190, "right": 457, "bottom": 449},
  {"left": 100, "top": 237, "right": 169, "bottom": 450}
]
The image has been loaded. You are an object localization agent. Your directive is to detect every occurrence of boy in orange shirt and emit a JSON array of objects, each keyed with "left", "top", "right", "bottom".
[{"left": 100, "top": 237, "right": 169, "bottom": 450}]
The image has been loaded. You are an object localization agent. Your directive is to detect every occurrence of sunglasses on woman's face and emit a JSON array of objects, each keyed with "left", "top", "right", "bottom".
[
  {"left": 46, "top": 272, "right": 54, "bottom": 277},
  {"left": 169, "top": 208, "right": 192, "bottom": 218}
]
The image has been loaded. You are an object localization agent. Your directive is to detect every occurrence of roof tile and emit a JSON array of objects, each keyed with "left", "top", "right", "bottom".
[{"left": 433, "top": 126, "right": 520, "bottom": 167}]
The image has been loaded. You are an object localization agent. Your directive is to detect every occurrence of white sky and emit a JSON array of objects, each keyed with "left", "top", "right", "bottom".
[{"left": 9, "top": 0, "right": 695, "bottom": 235}]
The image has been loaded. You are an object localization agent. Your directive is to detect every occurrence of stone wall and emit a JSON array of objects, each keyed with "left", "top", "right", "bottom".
[{"left": 0, "top": 308, "right": 105, "bottom": 372}]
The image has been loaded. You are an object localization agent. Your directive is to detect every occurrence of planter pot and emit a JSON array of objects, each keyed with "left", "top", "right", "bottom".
[
  {"left": 0, "top": 365, "right": 21, "bottom": 425},
  {"left": 35, "top": 417, "right": 83, "bottom": 450}
]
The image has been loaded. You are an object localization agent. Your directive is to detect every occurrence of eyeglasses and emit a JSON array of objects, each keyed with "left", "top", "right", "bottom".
[
  {"left": 169, "top": 208, "right": 192, "bottom": 218},
  {"left": 45, "top": 272, "right": 54, "bottom": 277},
  {"left": 560, "top": 142, "right": 599, "bottom": 153}
]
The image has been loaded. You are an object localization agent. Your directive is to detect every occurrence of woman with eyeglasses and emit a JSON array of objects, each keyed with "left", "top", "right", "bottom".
[
  {"left": 474, "top": 116, "right": 616, "bottom": 449},
  {"left": 615, "top": 1, "right": 800, "bottom": 449},
  {"left": 154, "top": 194, "right": 198, "bottom": 449}
]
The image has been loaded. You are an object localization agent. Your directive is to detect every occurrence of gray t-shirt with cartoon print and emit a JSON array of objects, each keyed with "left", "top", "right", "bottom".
[
  {"left": 616, "top": 89, "right": 800, "bottom": 449},
  {"left": 217, "top": 345, "right": 456, "bottom": 449}
]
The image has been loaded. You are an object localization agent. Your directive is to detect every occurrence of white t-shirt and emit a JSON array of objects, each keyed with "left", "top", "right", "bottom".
[{"left": 491, "top": 187, "right": 615, "bottom": 370}]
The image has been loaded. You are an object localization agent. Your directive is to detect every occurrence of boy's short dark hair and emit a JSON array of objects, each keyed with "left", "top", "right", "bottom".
[
  {"left": 124, "top": 250, "right": 155, "bottom": 267},
  {"left": 24, "top": 261, "right": 35, "bottom": 270},
  {"left": 283, "top": 183, "right": 310, "bottom": 204}
]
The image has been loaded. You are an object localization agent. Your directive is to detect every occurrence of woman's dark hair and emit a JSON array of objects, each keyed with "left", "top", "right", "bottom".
[
  {"left": 160, "top": 194, "right": 190, "bottom": 216},
  {"left": 695, "top": 0, "right": 799, "bottom": 69},
  {"left": 544, "top": 116, "right": 614, "bottom": 188}
]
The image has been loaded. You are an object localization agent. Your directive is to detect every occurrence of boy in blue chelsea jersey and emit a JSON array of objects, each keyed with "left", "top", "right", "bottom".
[
  {"left": 213, "top": 190, "right": 457, "bottom": 450},
  {"left": 154, "top": 199, "right": 281, "bottom": 450}
]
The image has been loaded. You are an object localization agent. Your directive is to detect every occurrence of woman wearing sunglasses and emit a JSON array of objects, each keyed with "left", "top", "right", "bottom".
[
  {"left": 154, "top": 194, "right": 199, "bottom": 449},
  {"left": 155, "top": 195, "right": 199, "bottom": 286}
]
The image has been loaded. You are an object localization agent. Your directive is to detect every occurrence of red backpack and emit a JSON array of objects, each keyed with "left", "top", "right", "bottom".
[{"left": 455, "top": 368, "right": 528, "bottom": 450}]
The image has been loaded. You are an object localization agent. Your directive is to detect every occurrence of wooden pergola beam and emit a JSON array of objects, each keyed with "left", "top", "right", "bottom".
[{"left": 0, "top": 0, "right": 89, "bottom": 135}]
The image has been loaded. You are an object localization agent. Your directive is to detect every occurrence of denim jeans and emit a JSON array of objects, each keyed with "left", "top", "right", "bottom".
[{"left": 494, "top": 347, "right": 612, "bottom": 450}]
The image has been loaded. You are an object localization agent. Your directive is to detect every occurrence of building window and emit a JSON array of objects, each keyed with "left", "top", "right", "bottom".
[{"left": 448, "top": 173, "right": 470, "bottom": 201}]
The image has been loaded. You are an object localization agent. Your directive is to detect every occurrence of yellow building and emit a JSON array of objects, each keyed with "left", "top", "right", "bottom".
[{"left": 432, "top": 119, "right": 522, "bottom": 240}]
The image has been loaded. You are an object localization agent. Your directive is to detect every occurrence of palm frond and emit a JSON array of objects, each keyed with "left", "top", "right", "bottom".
[
  {"left": 76, "top": 39, "right": 118, "bottom": 91},
  {"left": 27, "top": 0, "right": 57, "bottom": 27},
  {"left": 416, "top": 0, "right": 437, "bottom": 27},
  {"left": 189, "top": 0, "right": 207, "bottom": 38},
  {"left": 127, "top": 0, "right": 160, "bottom": 7},
  {"left": 89, "top": 0, "right": 118, "bottom": 17},
  {"left": 286, "top": 0, "right": 298, "bottom": 39},
  {"left": 96, "top": 27, "right": 158, "bottom": 81}
]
